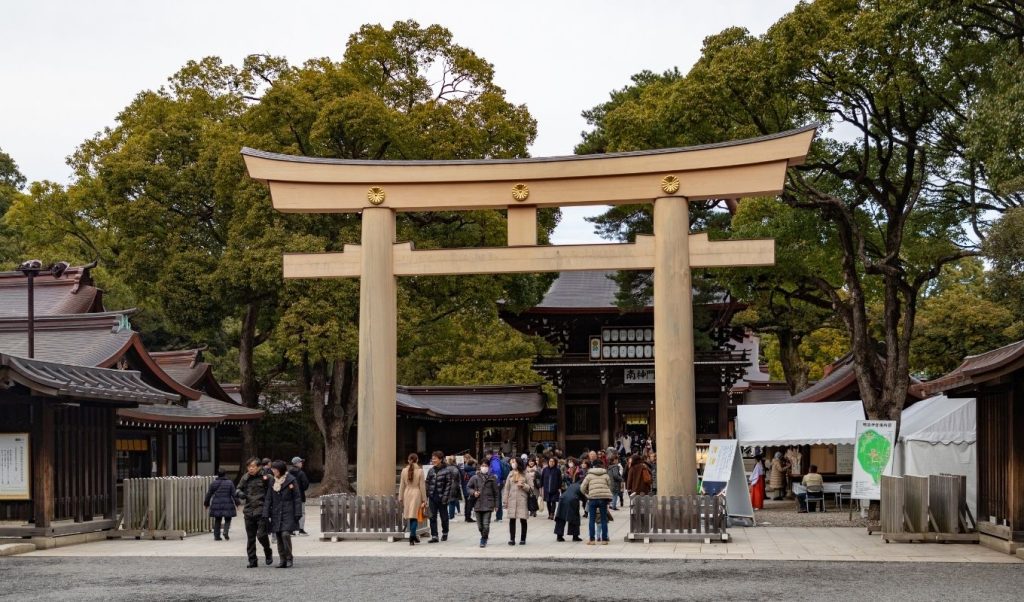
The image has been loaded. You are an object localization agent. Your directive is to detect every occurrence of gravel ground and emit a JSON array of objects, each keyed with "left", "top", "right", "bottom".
[
  {"left": 3, "top": 556, "right": 1022, "bottom": 601},
  {"left": 754, "top": 498, "right": 872, "bottom": 528}
]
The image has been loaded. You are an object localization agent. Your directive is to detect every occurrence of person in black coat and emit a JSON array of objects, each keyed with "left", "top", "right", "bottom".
[
  {"left": 541, "top": 457, "right": 563, "bottom": 520},
  {"left": 204, "top": 470, "right": 237, "bottom": 541},
  {"left": 263, "top": 460, "right": 303, "bottom": 568},
  {"left": 554, "top": 482, "right": 585, "bottom": 542},
  {"left": 288, "top": 457, "right": 310, "bottom": 536}
]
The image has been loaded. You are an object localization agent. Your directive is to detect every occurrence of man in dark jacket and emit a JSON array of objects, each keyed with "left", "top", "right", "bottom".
[
  {"left": 235, "top": 457, "right": 273, "bottom": 567},
  {"left": 425, "top": 451, "right": 453, "bottom": 543},
  {"left": 288, "top": 457, "right": 310, "bottom": 535},
  {"left": 467, "top": 463, "right": 500, "bottom": 547}
]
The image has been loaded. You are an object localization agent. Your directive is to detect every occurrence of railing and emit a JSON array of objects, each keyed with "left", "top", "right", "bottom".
[
  {"left": 119, "top": 476, "right": 215, "bottom": 540},
  {"left": 627, "top": 494, "right": 729, "bottom": 543},
  {"left": 881, "top": 474, "right": 977, "bottom": 543},
  {"left": 320, "top": 493, "right": 429, "bottom": 542}
]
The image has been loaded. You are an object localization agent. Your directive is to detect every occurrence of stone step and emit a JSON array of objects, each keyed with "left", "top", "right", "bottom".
[{"left": 0, "top": 543, "right": 37, "bottom": 556}]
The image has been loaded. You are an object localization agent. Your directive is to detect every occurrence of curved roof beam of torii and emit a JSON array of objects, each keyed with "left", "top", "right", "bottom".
[{"left": 241, "top": 125, "right": 817, "bottom": 213}]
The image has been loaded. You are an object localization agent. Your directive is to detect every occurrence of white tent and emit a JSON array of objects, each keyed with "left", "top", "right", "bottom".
[
  {"left": 894, "top": 395, "right": 976, "bottom": 518},
  {"left": 736, "top": 400, "right": 866, "bottom": 446}
]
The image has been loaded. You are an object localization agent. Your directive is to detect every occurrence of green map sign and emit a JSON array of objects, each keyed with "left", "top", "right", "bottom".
[{"left": 851, "top": 420, "right": 896, "bottom": 500}]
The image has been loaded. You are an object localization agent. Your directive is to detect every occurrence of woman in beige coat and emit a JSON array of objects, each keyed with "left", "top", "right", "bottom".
[
  {"left": 398, "top": 453, "right": 427, "bottom": 545},
  {"left": 502, "top": 457, "right": 534, "bottom": 545},
  {"left": 769, "top": 452, "right": 786, "bottom": 500}
]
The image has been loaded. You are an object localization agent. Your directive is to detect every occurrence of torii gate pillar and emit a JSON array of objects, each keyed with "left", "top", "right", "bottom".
[
  {"left": 357, "top": 207, "right": 397, "bottom": 496},
  {"left": 654, "top": 196, "right": 696, "bottom": 496}
]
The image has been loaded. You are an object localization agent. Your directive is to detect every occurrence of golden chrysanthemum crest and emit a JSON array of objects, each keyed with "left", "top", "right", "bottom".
[
  {"left": 367, "top": 186, "right": 386, "bottom": 205},
  {"left": 511, "top": 183, "right": 530, "bottom": 202},
  {"left": 660, "top": 175, "right": 681, "bottom": 194}
]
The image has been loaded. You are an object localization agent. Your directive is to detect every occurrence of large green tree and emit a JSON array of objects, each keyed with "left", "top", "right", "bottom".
[
  {"left": 6, "top": 21, "right": 554, "bottom": 493},
  {"left": 579, "top": 0, "right": 1019, "bottom": 422}
]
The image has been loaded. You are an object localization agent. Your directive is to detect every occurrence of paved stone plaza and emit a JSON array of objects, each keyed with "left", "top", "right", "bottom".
[{"left": 13, "top": 501, "right": 1020, "bottom": 563}]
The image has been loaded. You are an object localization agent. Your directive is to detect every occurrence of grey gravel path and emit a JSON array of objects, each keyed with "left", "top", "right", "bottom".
[{"left": 2, "top": 556, "right": 1023, "bottom": 601}]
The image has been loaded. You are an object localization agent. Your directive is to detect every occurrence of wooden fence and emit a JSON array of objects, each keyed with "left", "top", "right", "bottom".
[
  {"left": 320, "top": 494, "right": 429, "bottom": 542},
  {"left": 881, "top": 474, "right": 977, "bottom": 543},
  {"left": 626, "top": 494, "right": 729, "bottom": 543},
  {"left": 118, "top": 476, "right": 215, "bottom": 540}
]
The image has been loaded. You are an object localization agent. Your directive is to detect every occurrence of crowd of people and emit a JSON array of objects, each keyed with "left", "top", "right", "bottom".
[
  {"left": 399, "top": 443, "right": 659, "bottom": 548},
  {"left": 202, "top": 456, "right": 310, "bottom": 569}
]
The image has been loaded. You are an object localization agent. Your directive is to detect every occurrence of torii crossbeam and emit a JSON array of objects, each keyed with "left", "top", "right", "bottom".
[{"left": 243, "top": 125, "right": 816, "bottom": 497}]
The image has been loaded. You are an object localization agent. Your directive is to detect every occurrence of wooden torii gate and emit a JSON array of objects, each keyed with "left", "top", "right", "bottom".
[{"left": 243, "top": 125, "right": 816, "bottom": 497}]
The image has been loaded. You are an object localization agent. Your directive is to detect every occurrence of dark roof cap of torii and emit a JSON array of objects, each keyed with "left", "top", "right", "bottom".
[{"left": 241, "top": 124, "right": 820, "bottom": 167}]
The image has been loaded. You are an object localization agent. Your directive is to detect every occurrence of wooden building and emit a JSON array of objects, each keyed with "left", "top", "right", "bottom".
[
  {"left": 504, "top": 270, "right": 757, "bottom": 456},
  {"left": 917, "top": 339, "right": 1024, "bottom": 553},
  {"left": 0, "top": 353, "right": 176, "bottom": 537},
  {"left": 0, "top": 266, "right": 262, "bottom": 481},
  {"left": 396, "top": 384, "right": 545, "bottom": 461}
]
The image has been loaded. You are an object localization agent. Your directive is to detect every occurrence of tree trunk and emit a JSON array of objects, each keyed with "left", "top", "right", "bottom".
[
  {"left": 309, "top": 358, "right": 357, "bottom": 495},
  {"left": 776, "top": 330, "right": 810, "bottom": 394},
  {"left": 238, "top": 302, "right": 261, "bottom": 463}
]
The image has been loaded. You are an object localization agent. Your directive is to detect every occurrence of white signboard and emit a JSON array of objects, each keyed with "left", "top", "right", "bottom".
[
  {"left": 701, "top": 439, "right": 754, "bottom": 519},
  {"left": 851, "top": 420, "right": 896, "bottom": 500},
  {"left": 623, "top": 368, "right": 654, "bottom": 384},
  {"left": 0, "top": 433, "right": 30, "bottom": 500}
]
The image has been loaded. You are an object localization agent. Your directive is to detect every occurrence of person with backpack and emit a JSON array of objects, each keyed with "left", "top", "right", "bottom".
[
  {"left": 627, "top": 455, "right": 653, "bottom": 496},
  {"left": 445, "top": 455, "right": 463, "bottom": 520}
]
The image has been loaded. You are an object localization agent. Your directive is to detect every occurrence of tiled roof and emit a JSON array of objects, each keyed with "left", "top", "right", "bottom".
[
  {"left": 0, "top": 264, "right": 103, "bottom": 318},
  {"left": 118, "top": 403, "right": 224, "bottom": 427},
  {"left": 0, "top": 312, "right": 135, "bottom": 367},
  {"left": 784, "top": 354, "right": 923, "bottom": 403},
  {"left": 191, "top": 394, "right": 264, "bottom": 423},
  {"left": 916, "top": 339, "right": 1024, "bottom": 396},
  {"left": 534, "top": 271, "right": 629, "bottom": 310},
  {"left": 397, "top": 384, "right": 544, "bottom": 419},
  {"left": 150, "top": 349, "right": 207, "bottom": 388},
  {"left": 1, "top": 353, "right": 175, "bottom": 404}
]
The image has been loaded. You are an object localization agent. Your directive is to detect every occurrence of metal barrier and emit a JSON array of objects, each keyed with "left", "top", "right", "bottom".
[
  {"left": 320, "top": 493, "right": 429, "bottom": 542},
  {"left": 626, "top": 494, "right": 729, "bottom": 543},
  {"left": 118, "top": 476, "right": 215, "bottom": 540},
  {"left": 880, "top": 474, "right": 977, "bottom": 543}
]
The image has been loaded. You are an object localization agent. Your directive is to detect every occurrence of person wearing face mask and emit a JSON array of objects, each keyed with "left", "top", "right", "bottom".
[{"left": 466, "top": 461, "right": 499, "bottom": 547}]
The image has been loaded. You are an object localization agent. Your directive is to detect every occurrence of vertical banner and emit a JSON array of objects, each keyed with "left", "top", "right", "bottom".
[
  {"left": 0, "top": 433, "right": 31, "bottom": 500},
  {"left": 851, "top": 420, "right": 896, "bottom": 500},
  {"left": 701, "top": 439, "right": 754, "bottom": 519}
]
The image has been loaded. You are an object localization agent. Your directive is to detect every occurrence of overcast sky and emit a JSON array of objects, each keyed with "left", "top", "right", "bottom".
[{"left": 1, "top": 0, "right": 799, "bottom": 243}]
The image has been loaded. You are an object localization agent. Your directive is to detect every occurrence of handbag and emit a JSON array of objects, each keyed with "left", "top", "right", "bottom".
[{"left": 416, "top": 502, "right": 426, "bottom": 522}]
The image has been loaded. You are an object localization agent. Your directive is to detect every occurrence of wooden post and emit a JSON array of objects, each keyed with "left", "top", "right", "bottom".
[
  {"left": 187, "top": 430, "right": 198, "bottom": 476},
  {"left": 32, "top": 399, "right": 55, "bottom": 529},
  {"left": 357, "top": 207, "right": 398, "bottom": 496},
  {"left": 654, "top": 197, "right": 696, "bottom": 497},
  {"left": 106, "top": 408, "right": 117, "bottom": 519}
]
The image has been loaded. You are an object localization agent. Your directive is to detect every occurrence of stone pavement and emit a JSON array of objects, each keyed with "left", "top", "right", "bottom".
[{"left": 20, "top": 501, "right": 1021, "bottom": 564}]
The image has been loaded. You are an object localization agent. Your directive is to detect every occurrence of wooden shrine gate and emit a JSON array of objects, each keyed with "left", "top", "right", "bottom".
[{"left": 243, "top": 126, "right": 816, "bottom": 498}]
